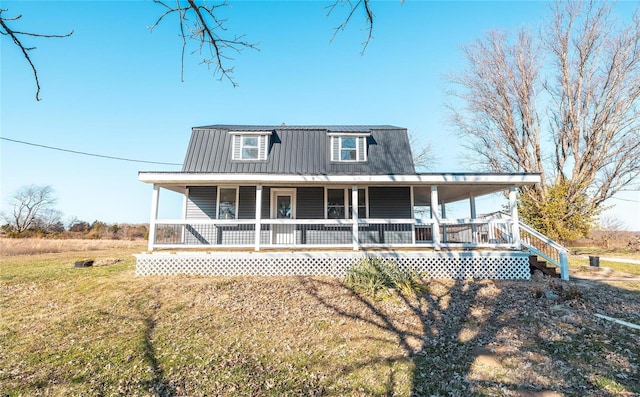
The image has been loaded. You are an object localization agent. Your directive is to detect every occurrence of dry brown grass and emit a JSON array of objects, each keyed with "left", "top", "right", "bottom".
[
  {"left": 0, "top": 238, "right": 145, "bottom": 256},
  {"left": 1, "top": 247, "right": 639, "bottom": 396}
]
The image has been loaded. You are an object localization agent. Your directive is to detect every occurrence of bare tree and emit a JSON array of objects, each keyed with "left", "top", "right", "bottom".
[
  {"left": 0, "top": 9, "right": 73, "bottom": 101},
  {"left": 448, "top": 1, "right": 640, "bottom": 239},
  {"left": 409, "top": 133, "right": 438, "bottom": 172},
  {"left": 598, "top": 215, "right": 627, "bottom": 250},
  {"left": 1, "top": 185, "right": 58, "bottom": 233},
  {"left": 33, "top": 208, "right": 65, "bottom": 233}
]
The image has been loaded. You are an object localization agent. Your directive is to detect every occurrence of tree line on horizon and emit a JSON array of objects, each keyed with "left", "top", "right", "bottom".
[{"left": 0, "top": 185, "right": 147, "bottom": 239}]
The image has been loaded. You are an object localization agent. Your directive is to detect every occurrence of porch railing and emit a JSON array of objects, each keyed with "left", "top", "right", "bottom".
[
  {"left": 518, "top": 221, "right": 569, "bottom": 280},
  {"left": 151, "top": 217, "right": 517, "bottom": 250},
  {"left": 488, "top": 212, "right": 569, "bottom": 280}
]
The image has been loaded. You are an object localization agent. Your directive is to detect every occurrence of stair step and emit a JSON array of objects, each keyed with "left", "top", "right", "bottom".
[{"left": 529, "top": 255, "right": 560, "bottom": 278}]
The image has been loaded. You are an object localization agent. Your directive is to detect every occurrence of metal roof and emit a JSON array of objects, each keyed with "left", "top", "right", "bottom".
[
  {"left": 182, "top": 125, "right": 416, "bottom": 175},
  {"left": 193, "top": 124, "right": 403, "bottom": 132}
]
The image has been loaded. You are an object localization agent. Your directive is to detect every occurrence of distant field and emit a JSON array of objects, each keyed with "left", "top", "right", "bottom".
[
  {"left": 1, "top": 241, "right": 639, "bottom": 396},
  {"left": 0, "top": 238, "right": 145, "bottom": 256}
]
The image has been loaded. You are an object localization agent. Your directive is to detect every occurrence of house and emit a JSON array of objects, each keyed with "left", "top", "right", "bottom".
[{"left": 136, "top": 125, "right": 568, "bottom": 280}]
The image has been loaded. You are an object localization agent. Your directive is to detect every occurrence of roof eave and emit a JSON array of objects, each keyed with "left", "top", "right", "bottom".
[{"left": 138, "top": 172, "right": 541, "bottom": 186}]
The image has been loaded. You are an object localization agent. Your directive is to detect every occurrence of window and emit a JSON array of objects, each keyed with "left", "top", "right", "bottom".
[
  {"left": 341, "top": 137, "right": 357, "bottom": 160},
  {"left": 241, "top": 136, "right": 259, "bottom": 160},
  {"left": 218, "top": 187, "right": 237, "bottom": 219},
  {"left": 327, "top": 189, "right": 345, "bottom": 219},
  {"left": 230, "top": 132, "right": 270, "bottom": 160},
  {"left": 326, "top": 188, "right": 367, "bottom": 219},
  {"left": 330, "top": 135, "right": 368, "bottom": 162},
  {"left": 348, "top": 188, "right": 367, "bottom": 218}
]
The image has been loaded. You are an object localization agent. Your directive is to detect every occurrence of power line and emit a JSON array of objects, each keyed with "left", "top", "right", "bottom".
[
  {"left": 610, "top": 196, "right": 640, "bottom": 203},
  {"left": 0, "top": 137, "right": 182, "bottom": 166}
]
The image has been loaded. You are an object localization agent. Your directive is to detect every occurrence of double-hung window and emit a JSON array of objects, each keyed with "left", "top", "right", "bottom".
[
  {"left": 230, "top": 131, "right": 271, "bottom": 161},
  {"left": 330, "top": 134, "right": 368, "bottom": 162},
  {"left": 326, "top": 188, "right": 367, "bottom": 219},
  {"left": 340, "top": 137, "right": 357, "bottom": 160},
  {"left": 327, "top": 189, "right": 346, "bottom": 219},
  {"left": 240, "top": 136, "right": 259, "bottom": 160},
  {"left": 217, "top": 187, "right": 238, "bottom": 219}
]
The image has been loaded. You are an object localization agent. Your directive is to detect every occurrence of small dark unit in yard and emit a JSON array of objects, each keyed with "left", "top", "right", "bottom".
[{"left": 74, "top": 259, "right": 94, "bottom": 268}]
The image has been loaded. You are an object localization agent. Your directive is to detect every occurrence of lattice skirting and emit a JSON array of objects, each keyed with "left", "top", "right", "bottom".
[{"left": 134, "top": 251, "right": 530, "bottom": 279}]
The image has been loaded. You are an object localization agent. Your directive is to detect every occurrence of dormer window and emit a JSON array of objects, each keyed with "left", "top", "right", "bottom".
[
  {"left": 230, "top": 131, "right": 271, "bottom": 161},
  {"left": 329, "top": 134, "right": 368, "bottom": 162}
]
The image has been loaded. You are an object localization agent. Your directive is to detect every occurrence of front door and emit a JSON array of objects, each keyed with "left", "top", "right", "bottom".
[{"left": 271, "top": 189, "right": 296, "bottom": 244}]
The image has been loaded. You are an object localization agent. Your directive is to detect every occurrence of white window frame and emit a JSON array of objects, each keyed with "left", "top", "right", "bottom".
[
  {"left": 240, "top": 135, "right": 260, "bottom": 160},
  {"left": 229, "top": 131, "right": 271, "bottom": 161},
  {"left": 339, "top": 137, "right": 358, "bottom": 161},
  {"left": 216, "top": 186, "right": 239, "bottom": 220},
  {"left": 324, "top": 187, "right": 368, "bottom": 219},
  {"left": 329, "top": 133, "right": 369, "bottom": 162}
]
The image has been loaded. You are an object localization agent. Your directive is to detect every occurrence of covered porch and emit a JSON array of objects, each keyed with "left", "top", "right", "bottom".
[{"left": 140, "top": 173, "right": 539, "bottom": 253}]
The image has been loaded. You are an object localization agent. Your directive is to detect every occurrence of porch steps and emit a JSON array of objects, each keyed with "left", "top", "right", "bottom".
[{"left": 529, "top": 255, "right": 559, "bottom": 278}]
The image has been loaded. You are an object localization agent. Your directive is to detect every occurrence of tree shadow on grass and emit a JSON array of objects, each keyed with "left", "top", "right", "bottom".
[
  {"left": 138, "top": 313, "right": 177, "bottom": 397},
  {"left": 301, "top": 277, "right": 499, "bottom": 394},
  {"left": 300, "top": 276, "right": 623, "bottom": 395}
]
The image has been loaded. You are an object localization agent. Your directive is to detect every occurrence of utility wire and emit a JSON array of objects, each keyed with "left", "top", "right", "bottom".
[
  {"left": 610, "top": 196, "right": 640, "bottom": 203},
  {"left": 0, "top": 137, "right": 182, "bottom": 166}
]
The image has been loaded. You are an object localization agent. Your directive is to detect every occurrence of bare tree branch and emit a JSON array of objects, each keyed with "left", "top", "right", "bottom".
[
  {"left": 149, "top": 0, "right": 259, "bottom": 86},
  {"left": 326, "top": 0, "right": 375, "bottom": 54},
  {"left": 0, "top": 9, "right": 73, "bottom": 101},
  {"left": 409, "top": 133, "right": 438, "bottom": 172}
]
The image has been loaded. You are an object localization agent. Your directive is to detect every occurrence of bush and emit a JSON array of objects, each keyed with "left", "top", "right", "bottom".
[{"left": 344, "top": 256, "right": 426, "bottom": 300}]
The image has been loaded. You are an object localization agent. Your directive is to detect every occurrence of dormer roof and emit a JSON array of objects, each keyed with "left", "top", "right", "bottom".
[{"left": 181, "top": 125, "right": 416, "bottom": 175}]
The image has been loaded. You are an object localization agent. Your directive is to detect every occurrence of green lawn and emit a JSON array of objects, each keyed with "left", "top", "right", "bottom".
[{"left": 1, "top": 242, "right": 639, "bottom": 396}]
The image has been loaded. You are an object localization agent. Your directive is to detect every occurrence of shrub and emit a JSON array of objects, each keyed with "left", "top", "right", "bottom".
[{"left": 344, "top": 256, "right": 426, "bottom": 300}]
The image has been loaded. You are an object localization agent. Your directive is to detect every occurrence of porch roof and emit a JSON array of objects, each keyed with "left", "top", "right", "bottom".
[{"left": 139, "top": 172, "right": 541, "bottom": 204}]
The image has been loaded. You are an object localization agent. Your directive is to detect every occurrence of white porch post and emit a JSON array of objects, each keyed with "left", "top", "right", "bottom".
[
  {"left": 509, "top": 186, "right": 521, "bottom": 250},
  {"left": 410, "top": 186, "right": 416, "bottom": 245},
  {"left": 148, "top": 185, "right": 160, "bottom": 252},
  {"left": 441, "top": 201, "right": 447, "bottom": 243},
  {"left": 254, "top": 185, "right": 262, "bottom": 251},
  {"left": 352, "top": 186, "right": 359, "bottom": 251},
  {"left": 430, "top": 186, "right": 441, "bottom": 250},
  {"left": 470, "top": 192, "right": 478, "bottom": 243}
]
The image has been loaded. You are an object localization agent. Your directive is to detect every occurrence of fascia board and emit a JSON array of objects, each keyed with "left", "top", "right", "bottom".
[
  {"left": 227, "top": 131, "right": 273, "bottom": 135},
  {"left": 138, "top": 172, "right": 541, "bottom": 185}
]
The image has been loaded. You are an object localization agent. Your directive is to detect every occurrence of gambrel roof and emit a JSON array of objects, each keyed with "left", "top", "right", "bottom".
[{"left": 181, "top": 125, "right": 416, "bottom": 175}]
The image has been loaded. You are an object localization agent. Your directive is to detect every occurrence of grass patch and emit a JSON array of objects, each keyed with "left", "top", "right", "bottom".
[
  {"left": 1, "top": 239, "right": 639, "bottom": 395},
  {"left": 569, "top": 257, "right": 640, "bottom": 276}
]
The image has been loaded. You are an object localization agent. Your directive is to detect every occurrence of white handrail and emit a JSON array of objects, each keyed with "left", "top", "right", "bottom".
[
  {"left": 518, "top": 221, "right": 568, "bottom": 253},
  {"left": 518, "top": 221, "right": 569, "bottom": 281}
]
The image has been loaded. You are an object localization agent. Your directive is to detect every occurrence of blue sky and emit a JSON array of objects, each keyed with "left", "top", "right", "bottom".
[{"left": 2, "top": 1, "right": 639, "bottom": 230}]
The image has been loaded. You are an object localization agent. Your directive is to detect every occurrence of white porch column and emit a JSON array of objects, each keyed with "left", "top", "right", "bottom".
[
  {"left": 410, "top": 186, "right": 416, "bottom": 245},
  {"left": 430, "top": 186, "right": 441, "bottom": 250},
  {"left": 254, "top": 185, "right": 262, "bottom": 251},
  {"left": 441, "top": 201, "right": 448, "bottom": 243},
  {"left": 509, "top": 186, "right": 521, "bottom": 250},
  {"left": 352, "top": 186, "right": 359, "bottom": 251},
  {"left": 148, "top": 185, "right": 160, "bottom": 252},
  {"left": 470, "top": 192, "right": 478, "bottom": 243}
]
